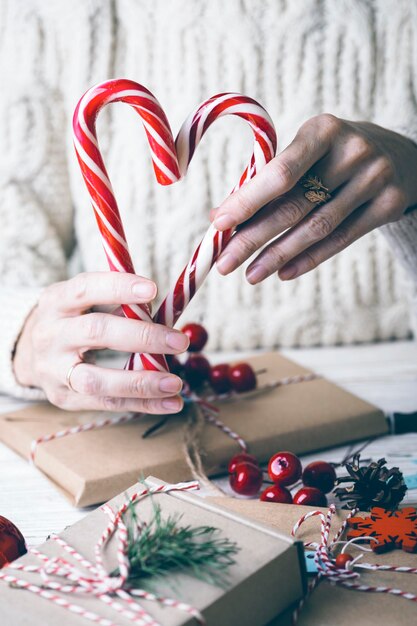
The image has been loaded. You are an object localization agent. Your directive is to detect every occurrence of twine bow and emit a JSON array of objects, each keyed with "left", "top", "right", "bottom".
[
  {"left": 0, "top": 482, "right": 205, "bottom": 626},
  {"left": 292, "top": 504, "right": 417, "bottom": 624}
]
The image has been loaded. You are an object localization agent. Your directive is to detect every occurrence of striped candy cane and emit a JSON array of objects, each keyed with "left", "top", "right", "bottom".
[{"left": 73, "top": 79, "right": 277, "bottom": 374}]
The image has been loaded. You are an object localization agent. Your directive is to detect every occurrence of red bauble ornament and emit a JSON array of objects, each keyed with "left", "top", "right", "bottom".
[
  {"left": 228, "top": 453, "right": 259, "bottom": 474},
  {"left": 228, "top": 363, "right": 257, "bottom": 393},
  {"left": 260, "top": 484, "right": 293, "bottom": 504},
  {"left": 302, "top": 461, "right": 337, "bottom": 494},
  {"left": 184, "top": 354, "right": 211, "bottom": 389},
  {"left": 181, "top": 323, "right": 208, "bottom": 352},
  {"left": 293, "top": 487, "right": 328, "bottom": 507},
  {"left": 0, "top": 516, "right": 27, "bottom": 568},
  {"left": 209, "top": 364, "right": 232, "bottom": 394},
  {"left": 268, "top": 451, "right": 302, "bottom": 486},
  {"left": 229, "top": 462, "right": 263, "bottom": 496},
  {"left": 335, "top": 552, "right": 353, "bottom": 569}
]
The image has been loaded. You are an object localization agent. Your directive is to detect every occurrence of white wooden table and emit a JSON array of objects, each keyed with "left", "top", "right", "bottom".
[{"left": 1, "top": 341, "right": 416, "bottom": 547}]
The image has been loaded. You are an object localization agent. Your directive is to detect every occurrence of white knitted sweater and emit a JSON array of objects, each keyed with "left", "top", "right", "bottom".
[{"left": 1, "top": 0, "right": 417, "bottom": 400}]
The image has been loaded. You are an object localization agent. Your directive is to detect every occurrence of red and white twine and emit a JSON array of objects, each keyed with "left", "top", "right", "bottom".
[
  {"left": 29, "top": 373, "right": 319, "bottom": 463},
  {"left": 292, "top": 504, "right": 417, "bottom": 623},
  {"left": 0, "top": 482, "right": 205, "bottom": 626}
]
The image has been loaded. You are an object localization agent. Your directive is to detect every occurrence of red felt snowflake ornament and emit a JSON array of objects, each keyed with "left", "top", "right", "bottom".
[{"left": 347, "top": 506, "right": 417, "bottom": 553}]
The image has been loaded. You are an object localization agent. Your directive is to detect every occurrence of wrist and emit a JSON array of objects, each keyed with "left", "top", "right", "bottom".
[{"left": 13, "top": 306, "right": 39, "bottom": 388}]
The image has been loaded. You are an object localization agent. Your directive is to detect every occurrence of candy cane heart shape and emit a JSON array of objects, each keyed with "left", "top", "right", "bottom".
[{"left": 73, "top": 79, "right": 277, "bottom": 374}]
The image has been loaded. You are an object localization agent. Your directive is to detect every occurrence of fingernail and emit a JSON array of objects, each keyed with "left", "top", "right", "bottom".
[
  {"left": 166, "top": 331, "right": 189, "bottom": 351},
  {"left": 216, "top": 252, "right": 237, "bottom": 275},
  {"left": 162, "top": 397, "right": 182, "bottom": 411},
  {"left": 246, "top": 263, "right": 268, "bottom": 284},
  {"left": 159, "top": 376, "right": 182, "bottom": 393},
  {"left": 279, "top": 262, "right": 298, "bottom": 280},
  {"left": 214, "top": 214, "right": 235, "bottom": 230},
  {"left": 209, "top": 207, "right": 219, "bottom": 222},
  {"left": 132, "top": 281, "right": 156, "bottom": 299}
]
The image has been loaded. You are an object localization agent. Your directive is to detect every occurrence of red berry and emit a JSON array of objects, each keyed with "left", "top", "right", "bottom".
[
  {"left": 229, "top": 462, "right": 263, "bottom": 496},
  {"left": 0, "top": 516, "right": 27, "bottom": 568},
  {"left": 302, "top": 461, "right": 336, "bottom": 494},
  {"left": 181, "top": 323, "right": 208, "bottom": 352},
  {"left": 228, "top": 363, "right": 257, "bottom": 393},
  {"left": 268, "top": 451, "right": 302, "bottom": 486},
  {"left": 166, "top": 354, "right": 183, "bottom": 377},
  {"left": 260, "top": 484, "right": 293, "bottom": 504},
  {"left": 228, "top": 452, "right": 259, "bottom": 474},
  {"left": 184, "top": 354, "right": 211, "bottom": 390},
  {"left": 293, "top": 487, "right": 328, "bottom": 507},
  {"left": 335, "top": 553, "right": 353, "bottom": 569},
  {"left": 209, "top": 363, "right": 232, "bottom": 394}
]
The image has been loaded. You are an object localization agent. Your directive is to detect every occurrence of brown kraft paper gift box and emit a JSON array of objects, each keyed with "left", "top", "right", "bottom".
[
  {"left": 209, "top": 497, "right": 417, "bottom": 626},
  {"left": 0, "top": 352, "right": 387, "bottom": 506},
  {"left": 0, "top": 477, "right": 307, "bottom": 626}
]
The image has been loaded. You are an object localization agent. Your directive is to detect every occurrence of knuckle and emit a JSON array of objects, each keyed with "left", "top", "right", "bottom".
[
  {"left": 139, "top": 322, "right": 154, "bottom": 349},
  {"left": 267, "top": 245, "right": 287, "bottom": 268},
  {"left": 38, "top": 282, "right": 62, "bottom": 310},
  {"left": 271, "top": 158, "right": 294, "bottom": 188},
  {"left": 374, "top": 155, "right": 395, "bottom": 185},
  {"left": 48, "top": 388, "right": 69, "bottom": 410},
  {"left": 140, "top": 398, "right": 156, "bottom": 414},
  {"left": 234, "top": 189, "right": 256, "bottom": 220},
  {"left": 233, "top": 229, "right": 259, "bottom": 257},
  {"left": 77, "top": 368, "right": 101, "bottom": 396},
  {"left": 280, "top": 197, "right": 306, "bottom": 226},
  {"left": 102, "top": 396, "right": 125, "bottom": 411},
  {"left": 302, "top": 249, "right": 319, "bottom": 272},
  {"left": 315, "top": 113, "right": 343, "bottom": 135},
  {"left": 130, "top": 374, "right": 149, "bottom": 398},
  {"left": 71, "top": 273, "right": 89, "bottom": 303},
  {"left": 348, "top": 134, "right": 374, "bottom": 161},
  {"left": 379, "top": 186, "right": 407, "bottom": 222},
  {"left": 109, "top": 273, "right": 126, "bottom": 303},
  {"left": 84, "top": 313, "right": 107, "bottom": 344},
  {"left": 308, "top": 213, "right": 334, "bottom": 239},
  {"left": 329, "top": 225, "right": 351, "bottom": 249}
]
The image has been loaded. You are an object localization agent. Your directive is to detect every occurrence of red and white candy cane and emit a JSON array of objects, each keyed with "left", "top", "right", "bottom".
[
  {"left": 0, "top": 481, "right": 204, "bottom": 626},
  {"left": 73, "top": 79, "right": 277, "bottom": 374}
]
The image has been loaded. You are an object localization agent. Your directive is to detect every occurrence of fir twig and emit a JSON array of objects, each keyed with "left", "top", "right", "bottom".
[{"left": 116, "top": 501, "right": 239, "bottom": 588}]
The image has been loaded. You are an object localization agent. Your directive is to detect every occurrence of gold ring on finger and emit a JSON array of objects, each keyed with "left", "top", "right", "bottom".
[
  {"left": 300, "top": 171, "right": 332, "bottom": 205},
  {"left": 66, "top": 361, "right": 83, "bottom": 393}
]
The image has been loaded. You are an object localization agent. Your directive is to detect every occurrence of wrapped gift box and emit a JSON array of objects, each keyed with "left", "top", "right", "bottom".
[
  {"left": 0, "top": 352, "right": 387, "bottom": 506},
  {"left": 0, "top": 477, "right": 307, "bottom": 626},
  {"left": 208, "top": 497, "right": 417, "bottom": 626}
]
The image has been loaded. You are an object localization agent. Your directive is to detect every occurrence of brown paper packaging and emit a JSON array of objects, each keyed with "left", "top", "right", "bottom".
[
  {"left": 209, "top": 497, "right": 417, "bottom": 626},
  {"left": 0, "top": 352, "right": 387, "bottom": 506},
  {"left": 0, "top": 477, "right": 307, "bottom": 626}
]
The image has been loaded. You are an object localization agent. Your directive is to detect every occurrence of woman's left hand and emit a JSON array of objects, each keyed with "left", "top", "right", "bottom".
[{"left": 213, "top": 115, "right": 417, "bottom": 282}]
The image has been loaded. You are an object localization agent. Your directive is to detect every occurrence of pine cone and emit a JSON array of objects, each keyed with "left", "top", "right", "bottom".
[{"left": 333, "top": 454, "right": 407, "bottom": 511}]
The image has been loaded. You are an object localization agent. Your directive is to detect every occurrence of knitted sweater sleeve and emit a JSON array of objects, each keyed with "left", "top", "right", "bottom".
[
  {"left": 0, "top": 2, "right": 74, "bottom": 399},
  {"left": 381, "top": 210, "right": 417, "bottom": 337}
]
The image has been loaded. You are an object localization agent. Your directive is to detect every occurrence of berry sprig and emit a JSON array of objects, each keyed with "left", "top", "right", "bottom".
[
  {"left": 228, "top": 449, "right": 337, "bottom": 508},
  {"left": 173, "top": 323, "right": 259, "bottom": 394},
  {"left": 144, "top": 322, "right": 260, "bottom": 440}
]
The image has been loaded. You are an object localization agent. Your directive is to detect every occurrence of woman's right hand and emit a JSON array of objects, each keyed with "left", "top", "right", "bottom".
[{"left": 13, "top": 272, "right": 189, "bottom": 413}]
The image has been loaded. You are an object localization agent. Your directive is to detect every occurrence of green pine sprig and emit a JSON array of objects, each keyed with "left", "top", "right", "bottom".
[{"left": 116, "top": 499, "right": 239, "bottom": 588}]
